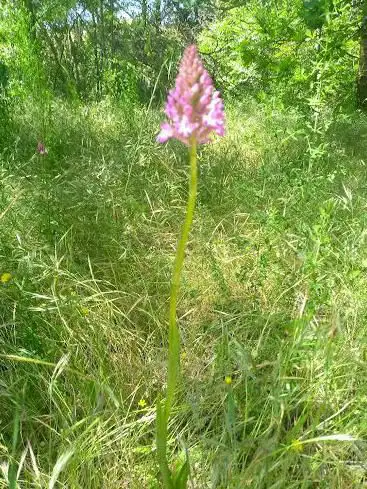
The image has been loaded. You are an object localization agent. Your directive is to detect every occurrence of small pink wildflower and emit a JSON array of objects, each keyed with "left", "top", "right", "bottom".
[
  {"left": 37, "top": 141, "right": 48, "bottom": 156},
  {"left": 157, "top": 45, "right": 225, "bottom": 145}
]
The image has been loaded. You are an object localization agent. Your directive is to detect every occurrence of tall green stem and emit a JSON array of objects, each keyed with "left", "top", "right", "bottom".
[
  {"left": 166, "top": 139, "right": 197, "bottom": 420},
  {"left": 156, "top": 141, "right": 198, "bottom": 489}
]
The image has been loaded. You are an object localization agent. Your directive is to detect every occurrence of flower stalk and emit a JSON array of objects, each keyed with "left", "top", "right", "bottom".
[
  {"left": 156, "top": 141, "right": 197, "bottom": 489},
  {"left": 166, "top": 138, "right": 197, "bottom": 421},
  {"left": 156, "top": 44, "right": 225, "bottom": 488}
]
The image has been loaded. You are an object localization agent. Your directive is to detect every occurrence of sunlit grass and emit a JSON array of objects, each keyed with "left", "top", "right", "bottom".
[{"left": 0, "top": 99, "right": 367, "bottom": 488}]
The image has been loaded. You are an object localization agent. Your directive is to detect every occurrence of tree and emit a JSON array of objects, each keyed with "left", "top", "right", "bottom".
[
  {"left": 153, "top": 0, "right": 161, "bottom": 27},
  {"left": 358, "top": 0, "right": 367, "bottom": 108}
]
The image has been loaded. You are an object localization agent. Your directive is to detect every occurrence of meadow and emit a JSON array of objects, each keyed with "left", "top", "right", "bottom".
[{"left": 1, "top": 94, "right": 367, "bottom": 487}]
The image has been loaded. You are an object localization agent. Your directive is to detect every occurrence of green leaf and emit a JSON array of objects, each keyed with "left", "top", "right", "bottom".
[
  {"left": 8, "top": 409, "right": 20, "bottom": 489},
  {"left": 49, "top": 449, "right": 74, "bottom": 489},
  {"left": 156, "top": 399, "right": 173, "bottom": 489},
  {"left": 173, "top": 457, "right": 190, "bottom": 489}
]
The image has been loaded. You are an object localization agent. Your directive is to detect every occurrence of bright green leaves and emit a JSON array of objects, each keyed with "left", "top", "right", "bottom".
[
  {"left": 156, "top": 399, "right": 174, "bottom": 489},
  {"left": 172, "top": 457, "right": 190, "bottom": 489},
  {"left": 301, "top": 0, "right": 333, "bottom": 31}
]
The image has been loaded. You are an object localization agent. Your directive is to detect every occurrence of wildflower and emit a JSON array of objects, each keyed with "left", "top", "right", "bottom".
[
  {"left": 138, "top": 399, "right": 147, "bottom": 408},
  {"left": 157, "top": 45, "right": 225, "bottom": 146},
  {"left": 0, "top": 272, "right": 12, "bottom": 284},
  {"left": 291, "top": 439, "right": 304, "bottom": 453},
  {"left": 156, "top": 45, "right": 226, "bottom": 486},
  {"left": 225, "top": 376, "right": 232, "bottom": 385},
  {"left": 80, "top": 306, "right": 89, "bottom": 316},
  {"left": 37, "top": 141, "right": 48, "bottom": 156}
]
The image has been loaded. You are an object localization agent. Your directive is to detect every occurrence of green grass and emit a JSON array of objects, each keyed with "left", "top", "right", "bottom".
[{"left": 1, "top": 98, "right": 367, "bottom": 488}]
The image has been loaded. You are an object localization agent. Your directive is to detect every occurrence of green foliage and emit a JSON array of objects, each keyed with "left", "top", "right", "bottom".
[
  {"left": 200, "top": 0, "right": 359, "bottom": 109},
  {"left": 301, "top": 0, "right": 333, "bottom": 30},
  {"left": 1, "top": 1, "right": 367, "bottom": 488},
  {"left": 0, "top": 1, "right": 187, "bottom": 106},
  {"left": 1, "top": 96, "right": 367, "bottom": 487}
]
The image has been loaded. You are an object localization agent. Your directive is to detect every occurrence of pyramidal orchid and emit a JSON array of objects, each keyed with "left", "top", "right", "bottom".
[
  {"left": 156, "top": 45, "right": 225, "bottom": 489},
  {"left": 157, "top": 44, "right": 225, "bottom": 146}
]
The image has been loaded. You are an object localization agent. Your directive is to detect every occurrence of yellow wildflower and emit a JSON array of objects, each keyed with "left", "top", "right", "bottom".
[
  {"left": 80, "top": 306, "right": 89, "bottom": 316},
  {"left": 138, "top": 399, "right": 147, "bottom": 408},
  {"left": 0, "top": 273, "right": 12, "bottom": 284},
  {"left": 225, "top": 376, "right": 232, "bottom": 385},
  {"left": 290, "top": 439, "right": 304, "bottom": 453}
]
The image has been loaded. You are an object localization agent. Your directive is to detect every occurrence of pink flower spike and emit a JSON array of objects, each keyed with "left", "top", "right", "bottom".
[
  {"left": 157, "top": 123, "right": 174, "bottom": 143},
  {"left": 157, "top": 45, "right": 225, "bottom": 146}
]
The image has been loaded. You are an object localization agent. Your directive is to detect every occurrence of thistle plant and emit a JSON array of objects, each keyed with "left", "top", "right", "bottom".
[{"left": 156, "top": 45, "right": 225, "bottom": 489}]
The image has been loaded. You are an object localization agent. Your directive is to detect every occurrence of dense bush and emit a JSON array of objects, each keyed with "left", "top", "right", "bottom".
[{"left": 199, "top": 0, "right": 359, "bottom": 110}]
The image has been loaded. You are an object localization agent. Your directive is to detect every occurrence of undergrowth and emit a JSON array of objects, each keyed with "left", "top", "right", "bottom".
[{"left": 1, "top": 98, "right": 367, "bottom": 488}]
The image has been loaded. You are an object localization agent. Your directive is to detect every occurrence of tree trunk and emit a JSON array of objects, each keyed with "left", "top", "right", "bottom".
[
  {"left": 23, "top": 0, "right": 37, "bottom": 43},
  {"left": 153, "top": 0, "right": 161, "bottom": 27},
  {"left": 141, "top": 0, "right": 148, "bottom": 26},
  {"left": 110, "top": 0, "right": 115, "bottom": 57},
  {"left": 100, "top": 0, "right": 105, "bottom": 99},
  {"left": 91, "top": 11, "right": 102, "bottom": 100},
  {"left": 194, "top": 1, "right": 199, "bottom": 24},
  {"left": 358, "top": 1, "right": 367, "bottom": 109},
  {"left": 68, "top": 27, "right": 82, "bottom": 97}
]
